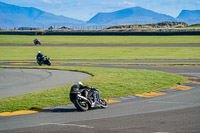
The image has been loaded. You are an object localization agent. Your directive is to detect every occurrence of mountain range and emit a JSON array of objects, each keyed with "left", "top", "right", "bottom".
[
  {"left": 0, "top": 1, "right": 199, "bottom": 29},
  {"left": 0, "top": 2, "right": 83, "bottom": 29},
  {"left": 177, "top": 10, "right": 200, "bottom": 25},
  {"left": 87, "top": 7, "right": 177, "bottom": 25}
]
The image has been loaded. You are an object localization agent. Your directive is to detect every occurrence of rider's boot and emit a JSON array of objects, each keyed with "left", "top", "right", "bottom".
[
  {"left": 91, "top": 102, "right": 95, "bottom": 107},
  {"left": 94, "top": 101, "right": 101, "bottom": 107}
]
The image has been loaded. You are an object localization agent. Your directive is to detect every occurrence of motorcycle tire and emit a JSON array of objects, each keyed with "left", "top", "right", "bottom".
[
  {"left": 74, "top": 99, "right": 89, "bottom": 111},
  {"left": 99, "top": 98, "right": 108, "bottom": 108},
  {"left": 47, "top": 61, "right": 51, "bottom": 66},
  {"left": 37, "top": 61, "right": 42, "bottom": 66}
]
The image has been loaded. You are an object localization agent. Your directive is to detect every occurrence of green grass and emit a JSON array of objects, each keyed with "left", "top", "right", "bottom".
[
  {"left": 0, "top": 35, "right": 200, "bottom": 44},
  {"left": 0, "top": 35, "right": 197, "bottom": 112},
  {"left": 0, "top": 66, "right": 187, "bottom": 112},
  {"left": 1, "top": 46, "right": 200, "bottom": 61}
]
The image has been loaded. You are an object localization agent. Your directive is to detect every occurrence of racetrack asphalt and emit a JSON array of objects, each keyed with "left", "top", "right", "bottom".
[
  {"left": 0, "top": 68, "right": 91, "bottom": 99},
  {"left": 0, "top": 43, "right": 200, "bottom": 132},
  {"left": 1, "top": 61, "right": 200, "bottom": 74},
  {"left": 4, "top": 106, "right": 199, "bottom": 133}
]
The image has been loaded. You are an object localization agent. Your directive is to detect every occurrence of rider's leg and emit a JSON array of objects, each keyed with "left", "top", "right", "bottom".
[{"left": 93, "top": 91, "right": 101, "bottom": 107}]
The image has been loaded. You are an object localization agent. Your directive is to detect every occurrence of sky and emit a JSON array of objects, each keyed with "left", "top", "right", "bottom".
[{"left": 0, "top": 0, "right": 200, "bottom": 21}]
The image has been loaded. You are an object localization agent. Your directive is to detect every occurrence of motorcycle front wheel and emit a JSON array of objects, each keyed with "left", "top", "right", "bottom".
[
  {"left": 37, "top": 61, "right": 42, "bottom": 66},
  {"left": 47, "top": 61, "right": 51, "bottom": 66},
  {"left": 99, "top": 98, "right": 108, "bottom": 108},
  {"left": 74, "top": 99, "right": 89, "bottom": 111}
]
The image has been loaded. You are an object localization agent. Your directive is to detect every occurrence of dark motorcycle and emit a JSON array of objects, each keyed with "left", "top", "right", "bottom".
[
  {"left": 36, "top": 56, "right": 51, "bottom": 66},
  {"left": 70, "top": 86, "right": 108, "bottom": 111},
  {"left": 34, "top": 39, "right": 41, "bottom": 45}
]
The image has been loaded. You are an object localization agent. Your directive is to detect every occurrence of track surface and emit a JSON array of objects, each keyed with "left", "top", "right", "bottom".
[
  {"left": 0, "top": 69, "right": 91, "bottom": 99},
  {"left": 0, "top": 43, "right": 200, "bottom": 132},
  {"left": 59, "top": 59, "right": 200, "bottom": 63}
]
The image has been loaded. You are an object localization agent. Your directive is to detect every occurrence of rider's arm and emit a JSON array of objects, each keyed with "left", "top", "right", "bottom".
[{"left": 88, "top": 86, "right": 98, "bottom": 91}]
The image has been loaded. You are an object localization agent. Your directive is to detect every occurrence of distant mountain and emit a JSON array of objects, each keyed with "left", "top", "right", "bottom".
[
  {"left": 0, "top": 2, "right": 84, "bottom": 29},
  {"left": 177, "top": 10, "right": 200, "bottom": 24},
  {"left": 1, "top": 2, "right": 199, "bottom": 30},
  {"left": 87, "top": 6, "right": 177, "bottom": 25}
]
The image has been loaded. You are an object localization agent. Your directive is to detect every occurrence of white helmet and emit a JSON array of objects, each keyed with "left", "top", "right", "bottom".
[
  {"left": 76, "top": 82, "right": 83, "bottom": 86},
  {"left": 37, "top": 51, "right": 41, "bottom": 54}
]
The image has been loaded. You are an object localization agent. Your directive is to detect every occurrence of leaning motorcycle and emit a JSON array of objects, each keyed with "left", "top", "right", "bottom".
[
  {"left": 36, "top": 56, "right": 51, "bottom": 66},
  {"left": 70, "top": 86, "right": 108, "bottom": 111},
  {"left": 34, "top": 40, "right": 41, "bottom": 45}
]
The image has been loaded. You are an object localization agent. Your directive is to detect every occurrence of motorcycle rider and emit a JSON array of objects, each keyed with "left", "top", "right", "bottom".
[
  {"left": 33, "top": 38, "right": 41, "bottom": 45},
  {"left": 36, "top": 51, "right": 44, "bottom": 62},
  {"left": 73, "top": 82, "right": 101, "bottom": 107}
]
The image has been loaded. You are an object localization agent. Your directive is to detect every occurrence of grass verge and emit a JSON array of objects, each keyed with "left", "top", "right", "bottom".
[
  {"left": 0, "top": 66, "right": 187, "bottom": 113},
  {"left": 1, "top": 46, "right": 200, "bottom": 61},
  {"left": 0, "top": 35, "right": 200, "bottom": 44}
]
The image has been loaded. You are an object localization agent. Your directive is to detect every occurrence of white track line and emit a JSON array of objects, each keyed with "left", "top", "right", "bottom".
[{"left": 40, "top": 123, "right": 94, "bottom": 128}]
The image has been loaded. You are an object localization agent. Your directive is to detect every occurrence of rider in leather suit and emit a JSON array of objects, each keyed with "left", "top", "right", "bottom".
[{"left": 72, "top": 82, "right": 100, "bottom": 107}]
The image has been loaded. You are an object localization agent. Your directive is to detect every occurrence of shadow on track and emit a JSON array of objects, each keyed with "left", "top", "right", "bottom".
[{"left": 30, "top": 107, "right": 77, "bottom": 113}]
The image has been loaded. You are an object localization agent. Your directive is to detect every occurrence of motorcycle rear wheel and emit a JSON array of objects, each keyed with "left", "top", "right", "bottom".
[{"left": 74, "top": 99, "right": 89, "bottom": 111}]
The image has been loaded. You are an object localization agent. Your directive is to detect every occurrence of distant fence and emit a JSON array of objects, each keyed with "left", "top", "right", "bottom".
[{"left": 0, "top": 30, "right": 200, "bottom": 36}]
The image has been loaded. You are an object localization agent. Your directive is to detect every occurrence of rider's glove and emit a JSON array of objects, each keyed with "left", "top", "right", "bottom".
[{"left": 90, "top": 86, "right": 96, "bottom": 90}]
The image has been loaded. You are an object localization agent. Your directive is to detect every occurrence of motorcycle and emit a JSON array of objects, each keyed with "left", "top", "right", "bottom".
[
  {"left": 34, "top": 39, "right": 41, "bottom": 45},
  {"left": 36, "top": 56, "right": 51, "bottom": 66},
  {"left": 70, "top": 86, "right": 108, "bottom": 111}
]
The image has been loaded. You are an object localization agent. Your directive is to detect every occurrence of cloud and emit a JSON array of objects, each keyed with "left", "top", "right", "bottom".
[
  {"left": 42, "top": 0, "right": 51, "bottom": 3},
  {"left": 101, "top": 1, "right": 136, "bottom": 8},
  {"left": 197, "top": 0, "right": 200, "bottom": 5},
  {"left": 41, "top": 0, "right": 62, "bottom": 4},
  {"left": 118, "top": 1, "right": 136, "bottom": 7},
  {"left": 160, "top": 0, "right": 178, "bottom": 5},
  {"left": 168, "top": 0, "right": 177, "bottom": 2}
]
